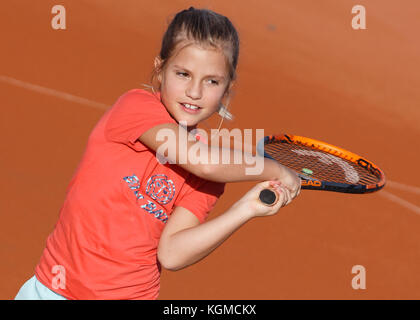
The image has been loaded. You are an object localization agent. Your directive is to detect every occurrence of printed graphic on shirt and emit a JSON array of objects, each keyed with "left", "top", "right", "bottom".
[
  {"left": 122, "top": 174, "right": 171, "bottom": 223},
  {"left": 140, "top": 201, "right": 168, "bottom": 223},
  {"left": 145, "top": 174, "right": 175, "bottom": 205},
  {"left": 122, "top": 174, "right": 144, "bottom": 200}
]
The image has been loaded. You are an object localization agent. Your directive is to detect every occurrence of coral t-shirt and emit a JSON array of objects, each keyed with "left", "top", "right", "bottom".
[{"left": 35, "top": 89, "right": 225, "bottom": 300}]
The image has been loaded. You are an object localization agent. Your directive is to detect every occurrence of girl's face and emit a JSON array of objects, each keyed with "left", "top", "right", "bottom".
[{"left": 157, "top": 43, "right": 231, "bottom": 129}]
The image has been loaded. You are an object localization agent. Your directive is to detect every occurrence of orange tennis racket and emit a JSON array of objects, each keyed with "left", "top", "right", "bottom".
[{"left": 258, "top": 134, "right": 386, "bottom": 205}]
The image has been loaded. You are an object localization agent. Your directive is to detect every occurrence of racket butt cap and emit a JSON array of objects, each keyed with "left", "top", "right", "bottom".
[{"left": 259, "top": 189, "right": 278, "bottom": 206}]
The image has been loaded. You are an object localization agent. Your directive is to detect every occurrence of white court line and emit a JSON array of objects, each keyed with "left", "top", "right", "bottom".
[
  {"left": 0, "top": 75, "right": 109, "bottom": 110},
  {"left": 379, "top": 190, "right": 420, "bottom": 215},
  {"left": 386, "top": 180, "right": 420, "bottom": 195}
]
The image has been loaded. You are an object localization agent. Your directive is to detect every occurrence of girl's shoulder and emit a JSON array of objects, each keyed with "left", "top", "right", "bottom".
[
  {"left": 119, "top": 87, "right": 160, "bottom": 101},
  {"left": 109, "top": 88, "right": 163, "bottom": 114}
]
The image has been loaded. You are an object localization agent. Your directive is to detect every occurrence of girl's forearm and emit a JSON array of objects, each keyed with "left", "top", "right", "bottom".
[
  {"left": 200, "top": 146, "right": 288, "bottom": 183},
  {"left": 141, "top": 124, "right": 287, "bottom": 183},
  {"left": 158, "top": 204, "right": 253, "bottom": 271}
]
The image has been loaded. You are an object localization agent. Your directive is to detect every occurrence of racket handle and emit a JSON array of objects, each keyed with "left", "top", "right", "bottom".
[{"left": 259, "top": 189, "right": 278, "bottom": 206}]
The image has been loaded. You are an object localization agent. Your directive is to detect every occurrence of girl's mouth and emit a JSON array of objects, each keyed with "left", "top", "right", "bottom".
[{"left": 180, "top": 102, "right": 201, "bottom": 114}]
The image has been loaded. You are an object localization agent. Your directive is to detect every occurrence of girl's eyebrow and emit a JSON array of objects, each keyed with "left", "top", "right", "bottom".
[{"left": 173, "top": 65, "right": 226, "bottom": 80}]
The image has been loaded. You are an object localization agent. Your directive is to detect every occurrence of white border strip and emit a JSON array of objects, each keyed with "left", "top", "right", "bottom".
[{"left": 0, "top": 75, "right": 109, "bottom": 110}]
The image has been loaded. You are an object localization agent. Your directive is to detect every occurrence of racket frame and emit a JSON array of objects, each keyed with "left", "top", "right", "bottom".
[{"left": 258, "top": 134, "right": 386, "bottom": 194}]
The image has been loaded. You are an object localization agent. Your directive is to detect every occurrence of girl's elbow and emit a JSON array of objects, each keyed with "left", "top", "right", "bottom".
[
  {"left": 159, "top": 258, "right": 179, "bottom": 271},
  {"left": 197, "top": 163, "right": 214, "bottom": 179},
  {"left": 157, "top": 250, "right": 183, "bottom": 271},
  {"left": 183, "top": 162, "right": 214, "bottom": 180}
]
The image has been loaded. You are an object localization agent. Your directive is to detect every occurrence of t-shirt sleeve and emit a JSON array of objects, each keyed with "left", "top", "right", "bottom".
[
  {"left": 104, "top": 89, "right": 176, "bottom": 151},
  {"left": 175, "top": 175, "right": 226, "bottom": 223}
]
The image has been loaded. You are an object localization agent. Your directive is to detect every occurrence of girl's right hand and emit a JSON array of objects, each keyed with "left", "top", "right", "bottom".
[{"left": 233, "top": 180, "right": 294, "bottom": 218}]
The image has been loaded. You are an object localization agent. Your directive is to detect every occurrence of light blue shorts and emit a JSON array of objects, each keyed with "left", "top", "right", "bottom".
[{"left": 14, "top": 275, "right": 67, "bottom": 300}]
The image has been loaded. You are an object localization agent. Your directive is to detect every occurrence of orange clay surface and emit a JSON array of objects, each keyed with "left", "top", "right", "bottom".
[{"left": 1, "top": 0, "right": 420, "bottom": 299}]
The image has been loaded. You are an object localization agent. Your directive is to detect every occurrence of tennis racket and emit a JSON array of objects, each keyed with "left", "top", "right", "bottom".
[{"left": 258, "top": 134, "right": 386, "bottom": 205}]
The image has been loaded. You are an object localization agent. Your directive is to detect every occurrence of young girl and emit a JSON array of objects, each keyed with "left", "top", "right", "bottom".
[{"left": 15, "top": 7, "right": 300, "bottom": 300}]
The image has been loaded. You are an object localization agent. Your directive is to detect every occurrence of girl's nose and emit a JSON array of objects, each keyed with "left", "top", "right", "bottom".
[{"left": 185, "top": 81, "right": 202, "bottom": 100}]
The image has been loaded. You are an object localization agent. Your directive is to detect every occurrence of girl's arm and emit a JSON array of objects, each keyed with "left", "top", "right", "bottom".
[
  {"left": 157, "top": 181, "right": 291, "bottom": 271},
  {"left": 139, "top": 123, "right": 300, "bottom": 197}
]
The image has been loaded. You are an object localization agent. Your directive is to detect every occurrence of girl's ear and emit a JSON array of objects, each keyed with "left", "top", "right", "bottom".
[{"left": 154, "top": 56, "right": 163, "bottom": 82}]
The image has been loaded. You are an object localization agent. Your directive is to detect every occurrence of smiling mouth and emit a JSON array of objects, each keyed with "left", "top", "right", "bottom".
[{"left": 180, "top": 102, "right": 201, "bottom": 114}]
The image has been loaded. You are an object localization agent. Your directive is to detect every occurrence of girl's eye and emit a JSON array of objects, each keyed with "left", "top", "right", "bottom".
[
  {"left": 176, "top": 72, "right": 189, "bottom": 78},
  {"left": 176, "top": 72, "right": 219, "bottom": 85}
]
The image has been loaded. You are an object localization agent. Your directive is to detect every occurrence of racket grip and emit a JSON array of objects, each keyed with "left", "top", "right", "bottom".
[{"left": 259, "top": 189, "right": 278, "bottom": 206}]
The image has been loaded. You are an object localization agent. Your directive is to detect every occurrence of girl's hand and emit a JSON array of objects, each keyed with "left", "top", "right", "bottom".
[
  {"left": 233, "top": 180, "right": 295, "bottom": 218},
  {"left": 275, "top": 165, "right": 301, "bottom": 200}
]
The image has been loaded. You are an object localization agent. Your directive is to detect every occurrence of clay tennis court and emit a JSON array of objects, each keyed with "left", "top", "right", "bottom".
[{"left": 1, "top": 0, "right": 419, "bottom": 299}]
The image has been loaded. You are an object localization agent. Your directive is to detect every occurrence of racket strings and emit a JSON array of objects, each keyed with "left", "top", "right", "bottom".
[{"left": 265, "top": 142, "right": 380, "bottom": 185}]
